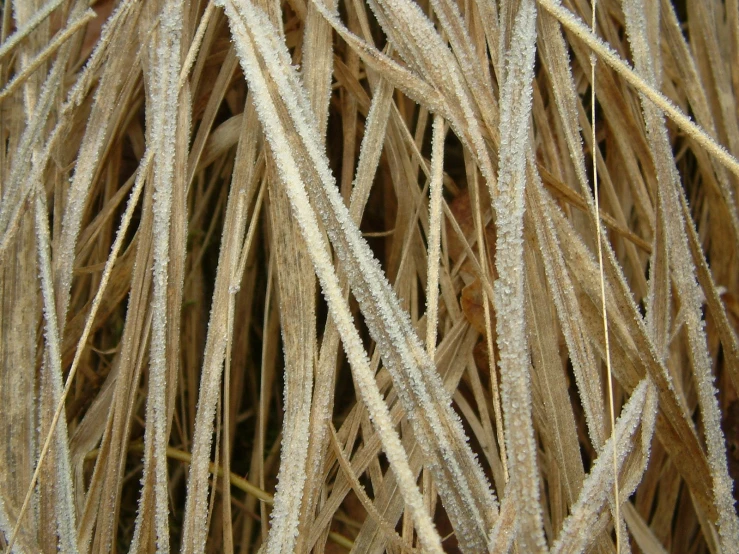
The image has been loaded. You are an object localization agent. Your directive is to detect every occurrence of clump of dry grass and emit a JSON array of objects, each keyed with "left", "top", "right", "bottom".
[{"left": 1, "top": 0, "right": 738, "bottom": 552}]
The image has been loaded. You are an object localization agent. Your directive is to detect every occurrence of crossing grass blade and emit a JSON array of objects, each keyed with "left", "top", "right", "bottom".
[{"left": 2, "top": 1, "right": 738, "bottom": 552}]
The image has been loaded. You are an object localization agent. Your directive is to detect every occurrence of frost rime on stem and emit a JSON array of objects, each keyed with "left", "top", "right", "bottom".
[
  {"left": 218, "top": 0, "right": 449, "bottom": 550},
  {"left": 230, "top": 2, "right": 499, "bottom": 550},
  {"left": 130, "top": 1, "right": 183, "bottom": 551},
  {"left": 621, "top": 0, "right": 739, "bottom": 547},
  {"left": 551, "top": 378, "right": 658, "bottom": 554},
  {"left": 34, "top": 185, "right": 78, "bottom": 554},
  {"left": 493, "top": 0, "right": 546, "bottom": 551},
  {"left": 425, "top": 116, "right": 445, "bottom": 359}
]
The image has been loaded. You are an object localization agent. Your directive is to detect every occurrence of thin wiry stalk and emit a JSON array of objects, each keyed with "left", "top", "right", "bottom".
[{"left": 589, "top": 1, "right": 620, "bottom": 550}]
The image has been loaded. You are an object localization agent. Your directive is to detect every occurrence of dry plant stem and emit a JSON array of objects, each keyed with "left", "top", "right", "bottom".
[
  {"left": 0, "top": 9, "right": 96, "bottom": 104},
  {"left": 589, "top": 1, "right": 620, "bottom": 551},
  {"left": 217, "top": 2, "right": 445, "bottom": 551},
  {"left": 0, "top": 0, "right": 65, "bottom": 62},
  {"left": 225, "top": 1, "right": 498, "bottom": 551},
  {"left": 425, "top": 115, "right": 444, "bottom": 359},
  {"left": 34, "top": 186, "right": 78, "bottom": 554},
  {"left": 621, "top": 0, "right": 739, "bottom": 546},
  {"left": 537, "top": 0, "right": 739, "bottom": 181},
  {"left": 4, "top": 0, "right": 739, "bottom": 551},
  {"left": 129, "top": 2, "right": 184, "bottom": 550},
  {"left": 7, "top": 149, "right": 152, "bottom": 552},
  {"left": 493, "top": 0, "right": 546, "bottom": 551}
]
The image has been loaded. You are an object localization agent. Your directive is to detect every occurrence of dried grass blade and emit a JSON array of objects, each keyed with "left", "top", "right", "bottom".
[
  {"left": 263, "top": 14, "right": 324, "bottom": 543},
  {"left": 7, "top": 3, "right": 137, "bottom": 548},
  {"left": 0, "top": 9, "right": 95, "bottom": 104},
  {"left": 621, "top": 0, "right": 739, "bottom": 546},
  {"left": 522, "top": 231, "right": 584, "bottom": 508},
  {"left": 0, "top": 0, "right": 138, "bottom": 263},
  {"left": 679, "top": 190, "right": 739, "bottom": 395},
  {"left": 302, "top": 0, "right": 337, "bottom": 137},
  {"left": 526, "top": 13, "right": 608, "bottom": 442},
  {"left": 660, "top": 0, "right": 739, "bottom": 247},
  {"left": 128, "top": 2, "right": 184, "bottom": 550},
  {"left": 218, "top": 1, "right": 449, "bottom": 550},
  {"left": 536, "top": 0, "right": 739, "bottom": 180},
  {"left": 552, "top": 378, "right": 658, "bottom": 554},
  {"left": 536, "top": 7, "right": 626, "bottom": 544},
  {"left": 687, "top": 1, "right": 739, "bottom": 157},
  {"left": 366, "top": 0, "right": 499, "bottom": 202},
  {"left": 427, "top": 0, "right": 498, "bottom": 129},
  {"left": 263, "top": 164, "right": 316, "bottom": 554},
  {"left": 328, "top": 426, "right": 415, "bottom": 553},
  {"left": 493, "top": 1, "right": 546, "bottom": 550},
  {"left": 548, "top": 192, "right": 718, "bottom": 519},
  {"left": 0, "top": 0, "right": 64, "bottom": 62},
  {"left": 348, "top": 75, "right": 393, "bottom": 222},
  {"left": 52, "top": 0, "right": 140, "bottom": 341},
  {"left": 0, "top": 54, "right": 61, "bottom": 253},
  {"left": 325, "top": 323, "right": 477, "bottom": 553},
  {"left": 34, "top": 187, "right": 78, "bottom": 553},
  {"left": 622, "top": 503, "right": 669, "bottom": 554},
  {"left": 80, "top": 167, "right": 154, "bottom": 554},
  {"left": 247, "top": 0, "right": 499, "bottom": 536},
  {"left": 525, "top": 171, "right": 606, "bottom": 443},
  {"left": 180, "top": 141, "right": 253, "bottom": 554},
  {"left": 311, "top": 2, "right": 454, "bottom": 125},
  {"left": 425, "top": 116, "right": 445, "bottom": 358},
  {"left": 298, "top": 72, "right": 394, "bottom": 550}
]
